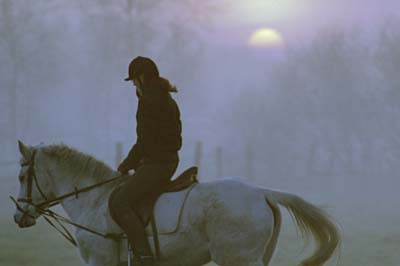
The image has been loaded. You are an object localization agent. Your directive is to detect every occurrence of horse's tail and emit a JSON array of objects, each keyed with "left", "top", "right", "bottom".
[{"left": 263, "top": 189, "right": 341, "bottom": 266}]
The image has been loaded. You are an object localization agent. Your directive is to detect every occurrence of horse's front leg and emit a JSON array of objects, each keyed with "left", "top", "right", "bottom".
[{"left": 77, "top": 234, "right": 119, "bottom": 266}]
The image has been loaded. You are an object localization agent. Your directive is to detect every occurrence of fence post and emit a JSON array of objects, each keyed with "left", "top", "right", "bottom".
[
  {"left": 216, "top": 146, "right": 222, "bottom": 179},
  {"left": 115, "top": 142, "right": 123, "bottom": 168},
  {"left": 246, "top": 143, "right": 254, "bottom": 181}
]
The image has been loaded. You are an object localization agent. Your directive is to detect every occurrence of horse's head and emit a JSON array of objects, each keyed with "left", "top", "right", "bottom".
[{"left": 13, "top": 140, "right": 53, "bottom": 228}]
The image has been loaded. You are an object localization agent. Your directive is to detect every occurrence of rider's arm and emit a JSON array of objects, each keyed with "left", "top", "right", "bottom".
[
  {"left": 119, "top": 92, "right": 161, "bottom": 172},
  {"left": 120, "top": 140, "right": 144, "bottom": 171}
]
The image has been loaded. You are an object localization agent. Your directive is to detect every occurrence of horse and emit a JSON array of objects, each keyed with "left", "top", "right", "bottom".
[{"left": 13, "top": 141, "right": 340, "bottom": 266}]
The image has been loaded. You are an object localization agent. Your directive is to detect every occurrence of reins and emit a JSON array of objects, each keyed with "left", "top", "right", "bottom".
[
  {"left": 37, "top": 172, "right": 126, "bottom": 208},
  {"left": 10, "top": 151, "right": 127, "bottom": 246}
]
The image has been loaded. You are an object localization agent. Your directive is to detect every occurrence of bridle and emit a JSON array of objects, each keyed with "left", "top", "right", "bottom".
[
  {"left": 10, "top": 149, "right": 126, "bottom": 246},
  {"left": 17, "top": 150, "right": 49, "bottom": 206}
]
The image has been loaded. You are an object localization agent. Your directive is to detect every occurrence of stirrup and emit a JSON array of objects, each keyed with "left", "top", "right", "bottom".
[{"left": 128, "top": 242, "right": 133, "bottom": 266}]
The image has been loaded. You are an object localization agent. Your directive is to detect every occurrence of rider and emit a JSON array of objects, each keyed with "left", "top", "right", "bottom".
[{"left": 109, "top": 56, "right": 182, "bottom": 265}]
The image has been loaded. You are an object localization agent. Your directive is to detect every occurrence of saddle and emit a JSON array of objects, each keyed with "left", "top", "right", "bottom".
[{"left": 164, "top": 166, "right": 198, "bottom": 192}]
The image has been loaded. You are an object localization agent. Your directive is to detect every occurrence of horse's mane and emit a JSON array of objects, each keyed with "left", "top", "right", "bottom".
[{"left": 42, "top": 144, "right": 115, "bottom": 181}]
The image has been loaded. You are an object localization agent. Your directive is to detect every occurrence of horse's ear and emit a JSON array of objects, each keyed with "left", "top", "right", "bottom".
[{"left": 18, "top": 140, "right": 32, "bottom": 161}]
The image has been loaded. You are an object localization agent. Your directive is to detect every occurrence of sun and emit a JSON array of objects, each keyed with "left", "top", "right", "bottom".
[{"left": 248, "top": 28, "right": 284, "bottom": 48}]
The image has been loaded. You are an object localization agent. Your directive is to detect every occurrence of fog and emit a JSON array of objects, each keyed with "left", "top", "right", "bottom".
[{"left": 1, "top": 1, "right": 399, "bottom": 265}]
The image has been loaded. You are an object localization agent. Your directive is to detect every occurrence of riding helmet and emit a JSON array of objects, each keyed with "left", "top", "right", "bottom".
[{"left": 124, "top": 56, "right": 159, "bottom": 81}]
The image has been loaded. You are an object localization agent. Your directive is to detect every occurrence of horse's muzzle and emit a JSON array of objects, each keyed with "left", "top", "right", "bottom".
[{"left": 14, "top": 212, "right": 36, "bottom": 228}]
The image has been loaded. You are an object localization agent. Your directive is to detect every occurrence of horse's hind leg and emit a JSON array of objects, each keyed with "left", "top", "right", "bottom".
[{"left": 208, "top": 228, "right": 271, "bottom": 266}]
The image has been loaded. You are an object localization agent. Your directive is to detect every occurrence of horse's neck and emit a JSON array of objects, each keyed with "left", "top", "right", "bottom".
[{"left": 52, "top": 167, "right": 116, "bottom": 223}]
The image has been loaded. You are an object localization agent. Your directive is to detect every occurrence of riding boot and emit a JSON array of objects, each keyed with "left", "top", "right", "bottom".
[
  {"left": 118, "top": 209, "right": 153, "bottom": 257},
  {"left": 131, "top": 220, "right": 153, "bottom": 257}
]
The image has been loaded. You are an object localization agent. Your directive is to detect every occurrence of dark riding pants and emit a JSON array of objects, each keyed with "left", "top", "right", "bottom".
[{"left": 109, "top": 161, "right": 178, "bottom": 257}]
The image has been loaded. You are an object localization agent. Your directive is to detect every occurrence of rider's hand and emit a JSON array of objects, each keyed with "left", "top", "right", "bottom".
[{"left": 117, "top": 163, "right": 129, "bottom": 175}]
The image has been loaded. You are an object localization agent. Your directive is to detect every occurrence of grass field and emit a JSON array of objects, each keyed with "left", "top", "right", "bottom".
[{"left": 1, "top": 178, "right": 399, "bottom": 266}]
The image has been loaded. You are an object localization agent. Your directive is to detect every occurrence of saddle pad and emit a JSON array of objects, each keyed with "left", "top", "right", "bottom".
[{"left": 145, "top": 184, "right": 196, "bottom": 235}]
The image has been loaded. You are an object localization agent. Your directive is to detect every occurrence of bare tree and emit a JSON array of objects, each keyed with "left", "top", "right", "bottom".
[
  {"left": 375, "top": 16, "right": 400, "bottom": 105},
  {"left": 227, "top": 26, "right": 382, "bottom": 187},
  {"left": 0, "top": 0, "right": 63, "bottom": 147}
]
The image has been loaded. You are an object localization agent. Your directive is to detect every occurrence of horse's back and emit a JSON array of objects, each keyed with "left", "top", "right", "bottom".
[{"left": 181, "top": 178, "right": 273, "bottom": 228}]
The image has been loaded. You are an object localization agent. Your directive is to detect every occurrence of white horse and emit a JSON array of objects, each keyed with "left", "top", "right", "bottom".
[{"left": 13, "top": 141, "right": 340, "bottom": 266}]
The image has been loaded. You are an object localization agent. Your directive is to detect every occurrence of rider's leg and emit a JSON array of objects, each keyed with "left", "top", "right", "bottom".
[{"left": 109, "top": 161, "right": 178, "bottom": 257}]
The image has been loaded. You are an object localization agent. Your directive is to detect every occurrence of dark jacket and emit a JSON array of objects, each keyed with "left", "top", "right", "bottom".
[{"left": 121, "top": 78, "right": 182, "bottom": 170}]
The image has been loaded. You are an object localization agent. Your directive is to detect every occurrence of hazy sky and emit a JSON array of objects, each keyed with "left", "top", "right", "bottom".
[{"left": 210, "top": 0, "right": 400, "bottom": 47}]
